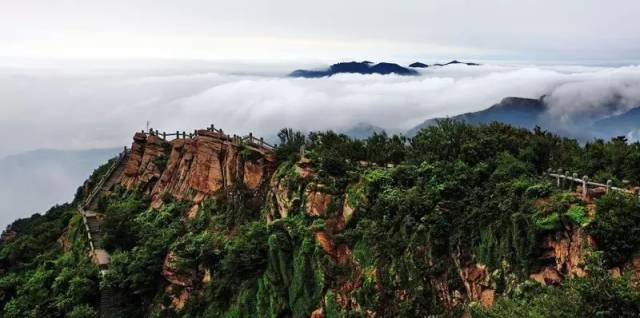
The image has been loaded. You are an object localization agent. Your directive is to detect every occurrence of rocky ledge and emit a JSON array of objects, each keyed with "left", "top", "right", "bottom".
[{"left": 118, "top": 129, "right": 276, "bottom": 210}]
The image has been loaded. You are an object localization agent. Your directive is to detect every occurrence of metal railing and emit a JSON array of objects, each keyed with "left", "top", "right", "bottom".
[
  {"left": 77, "top": 146, "right": 129, "bottom": 258},
  {"left": 141, "top": 124, "right": 275, "bottom": 151},
  {"left": 82, "top": 147, "right": 130, "bottom": 209},
  {"left": 544, "top": 168, "right": 640, "bottom": 199}
]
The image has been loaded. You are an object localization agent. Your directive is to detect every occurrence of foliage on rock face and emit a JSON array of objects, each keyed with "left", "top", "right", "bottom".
[
  {"left": 587, "top": 192, "right": 640, "bottom": 266},
  {"left": 2, "top": 120, "right": 640, "bottom": 317},
  {"left": 473, "top": 253, "right": 640, "bottom": 318}
]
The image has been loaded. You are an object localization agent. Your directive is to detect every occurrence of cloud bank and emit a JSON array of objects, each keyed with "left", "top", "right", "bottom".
[
  {"left": 1, "top": 59, "right": 640, "bottom": 226},
  {"left": 2, "top": 61, "right": 640, "bottom": 158}
]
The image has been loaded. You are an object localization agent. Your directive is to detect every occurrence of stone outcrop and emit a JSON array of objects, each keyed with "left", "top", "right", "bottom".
[
  {"left": 120, "top": 133, "right": 166, "bottom": 191},
  {"left": 266, "top": 155, "right": 314, "bottom": 220},
  {"left": 458, "top": 263, "right": 495, "bottom": 308},
  {"left": 162, "top": 252, "right": 196, "bottom": 287},
  {"left": 530, "top": 266, "right": 563, "bottom": 285},
  {"left": 0, "top": 230, "right": 16, "bottom": 243},
  {"left": 305, "top": 184, "right": 334, "bottom": 217},
  {"left": 610, "top": 255, "right": 640, "bottom": 284},
  {"left": 531, "top": 226, "right": 593, "bottom": 285},
  {"left": 117, "top": 130, "right": 276, "bottom": 208},
  {"left": 164, "top": 285, "right": 191, "bottom": 311},
  {"left": 342, "top": 196, "right": 355, "bottom": 224}
]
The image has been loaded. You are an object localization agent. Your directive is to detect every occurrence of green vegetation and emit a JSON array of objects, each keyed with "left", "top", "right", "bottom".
[
  {"left": 474, "top": 253, "right": 640, "bottom": 318},
  {"left": 587, "top": 192, "right": 640, "bottom": 266},
  {"left": 2, "top": 120, "right": 640, "bottom": 317},
  {"left": 0, "top": 159, "right": 115, "bottom": 317}
]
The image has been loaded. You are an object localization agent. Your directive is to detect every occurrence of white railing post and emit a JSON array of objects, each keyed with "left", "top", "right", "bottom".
[
  {"left": 606, "top": 180, "right": 612, "bottom": 193},
  {"left": 582, "top": 175, "right": 589, "bottom": 199}
]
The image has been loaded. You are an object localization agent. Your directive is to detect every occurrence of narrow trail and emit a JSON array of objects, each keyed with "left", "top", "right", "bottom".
[{"left": 77, "top": 148, "right": 129, "bottom": 318}]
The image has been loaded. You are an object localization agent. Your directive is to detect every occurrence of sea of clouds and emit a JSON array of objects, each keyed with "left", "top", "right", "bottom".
[
  {"left": 1, "top": 59, "right": 640, "bottom": 227},
  {"left": 2, "top": 60, "right": 640, "bottom": 157}
]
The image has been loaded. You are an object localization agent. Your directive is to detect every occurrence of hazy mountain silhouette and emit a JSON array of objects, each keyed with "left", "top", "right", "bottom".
[
  {"left": 289, "top": 61, "right": 419, "bottom": 77},
  {"left": 0, "top": 148, "right": 119, "bottom": 229},
  {"left": 409, "top": 62, "right": 429, "bottom": 68},
  {"left": 407, "top": 97, "right": 547, "bottom": 136}
]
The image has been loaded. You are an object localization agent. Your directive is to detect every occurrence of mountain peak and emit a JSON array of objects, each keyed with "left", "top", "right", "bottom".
[
  {"left": 409, "top": 62, "right": 429, "bottom": 68},
  {"left": 289, "top": 61, "right": 419, "bottom": 78}
]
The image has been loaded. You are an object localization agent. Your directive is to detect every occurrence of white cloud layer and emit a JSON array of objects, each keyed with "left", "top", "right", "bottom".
[
  {"left": 1, "top": 60, "right": 640, "bottom": 158},
  {"left": 1, "top": 59, "right": 640, "bottom": 227}
]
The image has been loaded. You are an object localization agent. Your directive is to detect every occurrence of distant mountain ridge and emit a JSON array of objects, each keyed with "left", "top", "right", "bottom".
[
  {"left": 594, "top": 106, "right": 640, "bottom": 138},
  {"left": 406, "top": 96, "right": 640, "bottom": 141},
  {"left": 289, "top": 59, "right": 482, "bottom": 77},
  {"left": 409, "top": 60, "right": 481, "bottom": 68},
  {"left": 341, "top": 122, "right": 386, "bottom": 139},
  {"left": 407, "top": 97, "right": 547, "bottom": 136},
  {"left": 289, "top": 61, "right": 418, "bottom": 78},
  {"left": 409, "top": 62, "right": 429, "bottom": 68}
]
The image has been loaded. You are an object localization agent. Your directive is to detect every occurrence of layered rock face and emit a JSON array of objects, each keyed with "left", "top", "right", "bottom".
[
  {"left": 117, "top": 129, "right": 277, "bottom": 308},
  {"left": 530, "top": 225, "right": 594, "bottom": 285},
  {"left": 118, "top": 130, "right": 276, "bottom": 209}
]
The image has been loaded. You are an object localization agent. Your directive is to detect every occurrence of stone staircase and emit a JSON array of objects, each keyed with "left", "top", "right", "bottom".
[
  {"left": 99, "top": 286, "right": 118, "bottom": 318},
  {"left": 77, "top": 147, "right": 129, "bottom": 317}
]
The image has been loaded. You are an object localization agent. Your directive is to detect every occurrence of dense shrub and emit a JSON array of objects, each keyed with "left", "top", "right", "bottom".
[{"left": 588, "top": 192, "right": 640, "bottom": 266}]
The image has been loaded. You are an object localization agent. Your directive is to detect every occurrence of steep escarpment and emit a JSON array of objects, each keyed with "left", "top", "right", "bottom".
[
  {"left": 2, "top": 122, "right": 640, "bottom": 317},
  {"left": 118, "top": 130, "right": 275, "bottom": 210}
]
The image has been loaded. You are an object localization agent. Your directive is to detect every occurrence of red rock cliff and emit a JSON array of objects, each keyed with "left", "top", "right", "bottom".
[{"left": 118, "top": 129, "right": 276, "bottom": 208}]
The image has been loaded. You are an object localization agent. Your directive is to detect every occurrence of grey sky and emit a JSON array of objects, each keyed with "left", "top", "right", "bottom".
[{"left": 2, "top": 0, "right": 640, "bottom": 61}]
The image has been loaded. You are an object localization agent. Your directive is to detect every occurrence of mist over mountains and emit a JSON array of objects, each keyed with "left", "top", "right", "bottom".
[
  {"left": 1, "top": 60, "right": 640, "bottom": 225},
  {"left": 0, "top": 148, "right": 118, "bottom": 229},
  {"left": 2, "top": 60, "right": 639, "bottom": 158},
  {"left": 405, "top": 95, "right": 640, "bottom": 141}
]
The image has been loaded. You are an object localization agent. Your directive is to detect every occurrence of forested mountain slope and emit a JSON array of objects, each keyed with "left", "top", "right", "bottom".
[{"left": 2, "top": 122, "right": 640, "bottom": 317}]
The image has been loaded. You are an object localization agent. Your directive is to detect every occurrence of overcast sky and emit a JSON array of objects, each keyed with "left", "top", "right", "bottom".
[{"left": 2, "top": 0, "right": 640, "bottom": 62}]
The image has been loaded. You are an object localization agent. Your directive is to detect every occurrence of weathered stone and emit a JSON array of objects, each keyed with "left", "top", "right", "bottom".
[
  {"left": 530, "top": 266, "right": 563, "bottom": 285},
  {"left": 544, "top": 226, "right": 591, "bottom": 278},
  {"left": 162, "top": 252, "right": 195, "bottom": 287},
  {"left": 295, "top": 158, "right": 314, "bottom": 178},
  {"left": 342, "top": 194, "right": 355, "bottom": 224},
  {"left": 164, "top": 284, "right": 191, "bottom": 311},
  {"left": 625, "top": 255, "right": 640, "bottom": 284},
  {"left": 187, "top": 204, "right": 199, "bottom": 219},
  {"left": 120, "top": 133, "right": 168, "bottom": 191},
  {"left": 310, "top": 308, "right": 324, "bottom": 318},
  {"left": 57, "top": 234, "right": 71, "bottom": 252},
  {"left": 458, "top": 263, "right": 495, "bottom": 307},
  {"left": 480, "top": 289, "right": 495, "bottom": 308},
  {"left": 117, "top": 129, "right": 276, "bottom": 205},
  {"left": 306, "top": 185, "right": 333, "bottom": 217},
  {"left": 243, "top": 159, "right": 265, "bottom": 190}
]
